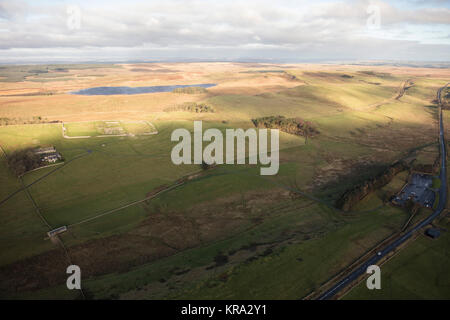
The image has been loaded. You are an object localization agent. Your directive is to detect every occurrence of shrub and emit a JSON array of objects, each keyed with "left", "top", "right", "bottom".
[{"left": 214, "top": 253, "right": 229, "bottom": 266}]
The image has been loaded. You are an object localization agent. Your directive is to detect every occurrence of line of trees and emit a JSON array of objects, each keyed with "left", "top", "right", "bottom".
[
  {"left": 172, "top": 87, "right": 208, "bottom": 94},
  {"left": 335, "top": 161, "right": 408, "bottom": 212},
  {"left": 0, "top": 116, "right": 60, "bottom": 126},
  {"left": 164, "top": 102, "right": 215, "bottom": 113}
]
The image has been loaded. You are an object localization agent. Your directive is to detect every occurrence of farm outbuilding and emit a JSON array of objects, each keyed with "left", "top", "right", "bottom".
[
  {"left": 34, "top": 147, "right": 56, "bottom": 154},
  {"left": 425, "top": 228, "right": 441, "bottom": 239},
  {"left": 47, "top": 226, "right": 67, "bottom": 238},
  {"left": 34, "top": 146, "right": 62, "bottom": 164}
]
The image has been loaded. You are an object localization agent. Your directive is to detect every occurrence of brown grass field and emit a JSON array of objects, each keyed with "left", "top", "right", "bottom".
[
  {"left": 0, "top": 62, "right": 449, "bottom": 300},
  {"left": 1, "top": 63, "right": 448, "bottom": 122}
]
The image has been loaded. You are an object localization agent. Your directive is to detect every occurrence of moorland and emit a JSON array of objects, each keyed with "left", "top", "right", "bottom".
[{"left": 0, "top": 62, "right": 449, "bottom": 299}]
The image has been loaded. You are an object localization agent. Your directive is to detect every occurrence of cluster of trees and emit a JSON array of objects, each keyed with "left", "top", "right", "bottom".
[
  {"left": 335, "top": 161, "right": 408, "bottom": 212},
  {"left": 164, "top": 102, "right": 215, "bottom": 113},
  {"left": 172, "top": 87, "right": 208, "bottom": 94},
  {"left": 0, "top": 116, "right": 60, "bottom": 126},
  {"left": 7, "top": 148, "right": 42, "bottom": 176},
  {"left": 282, "top": 72, "right": 299, "bottom": 81},
  {"left": 252, "top": 115, "right": 319, "bottom": 143}
]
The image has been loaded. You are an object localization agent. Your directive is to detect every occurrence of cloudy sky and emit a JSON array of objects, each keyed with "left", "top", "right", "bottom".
[{"left": 0, "top": 0, "right": 449, "bottom": 63}]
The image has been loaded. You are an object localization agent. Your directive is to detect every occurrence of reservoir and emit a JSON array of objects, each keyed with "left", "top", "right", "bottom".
[{"left": 71, "top": 83, "right": 216, "bottom": 95}]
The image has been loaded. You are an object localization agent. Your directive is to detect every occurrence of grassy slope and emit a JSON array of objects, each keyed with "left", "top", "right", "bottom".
[
  {"left": 0, "top": 67, "right": 446, "bottom": 299},
  {"left": 344, "top": 99, "right": 450, "bottom": 300},
  {"left": 0, "top": 120, "right": 307, "bottom": 260},
  {"left": 344, "top": 216, "right": 450, "bottom": 300},
  {"left": 0, "top": 151, "right": 54, "bottom": 266},
  {"left": 9, "top": 200, "right": 407, "bottom": 300},
  {"left": 167, "top": 205, "right": 405, "bottom": 299}
]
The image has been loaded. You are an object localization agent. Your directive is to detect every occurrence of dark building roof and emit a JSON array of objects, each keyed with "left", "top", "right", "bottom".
[{"left": 425, "top": 228, "right": 441, "bottom": 239}]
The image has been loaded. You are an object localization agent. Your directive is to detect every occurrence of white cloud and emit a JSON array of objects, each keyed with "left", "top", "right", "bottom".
[{"left": 0, "top": 0, "right": 448, "bottom": 62}]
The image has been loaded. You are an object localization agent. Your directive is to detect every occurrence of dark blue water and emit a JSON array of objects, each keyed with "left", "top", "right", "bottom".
[{"left": 71, "top": 83, "right": 216, "bottom": 95}]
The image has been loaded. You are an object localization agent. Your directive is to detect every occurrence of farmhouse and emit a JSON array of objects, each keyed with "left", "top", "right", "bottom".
[
  {"left": 34, "top": 146, "right": 62, "bottom": 164},
  {"left": 42, "top": 154, "right": 61, "bottom": 163}
]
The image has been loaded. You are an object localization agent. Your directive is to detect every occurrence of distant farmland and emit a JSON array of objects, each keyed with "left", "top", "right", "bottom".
[{"left": 0, "top": 62, "right": 449, "bottom": 299}]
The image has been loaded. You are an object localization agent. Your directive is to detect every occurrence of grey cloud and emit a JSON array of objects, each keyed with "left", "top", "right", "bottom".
[{"left": 0, "top": 0, "right": 448, "bottom": 62}]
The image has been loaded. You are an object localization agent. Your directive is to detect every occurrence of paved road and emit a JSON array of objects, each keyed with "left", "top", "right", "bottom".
[{"left": 318, "top": 83, "right": 449, "bottom": 300}]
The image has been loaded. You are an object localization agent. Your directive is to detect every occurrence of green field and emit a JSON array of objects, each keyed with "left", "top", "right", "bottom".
[
  {"left": 0, "top": 64, "right": 448, "bottom": 299},
  {"left": 344, "top": 216, "right": 450, "bottom": 300},
  {"left": 64, "top": 121, "right": 157, "bottom": 137},
  {"left": 344, "top": 107, "right": 450, "bottom": 300}
]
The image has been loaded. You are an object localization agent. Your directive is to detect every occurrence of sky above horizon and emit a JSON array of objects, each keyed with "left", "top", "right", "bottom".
[{"left": 0, "top": 0, "right": 449, "bottom": 63}]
